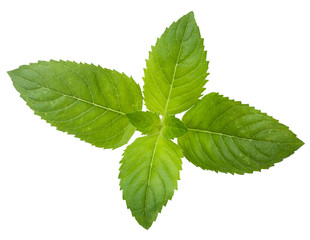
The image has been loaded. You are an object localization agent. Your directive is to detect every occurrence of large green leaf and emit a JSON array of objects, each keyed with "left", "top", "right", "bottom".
[
  {"left": 8, "top": 60, "right": 142, "bottom": 149},
  {"left": 119, "top": 134, "right": 182, "bottom": 229},
  {"left": 178, "top": 92, "right": 304, "bottom": 174},
  {"left": 143, "top": 11, "right": 208, "bottom": 115}
]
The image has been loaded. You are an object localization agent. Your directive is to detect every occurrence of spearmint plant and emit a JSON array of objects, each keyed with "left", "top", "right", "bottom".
[{"left": 7, "top": 11, "right": 303, "bottom": 229}]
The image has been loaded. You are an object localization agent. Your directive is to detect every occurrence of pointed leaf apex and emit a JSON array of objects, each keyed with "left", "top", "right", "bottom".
[
  {"left": 296, "top": 137, "right": 305, "bottom": 148},
  {"left": 187, "top": 11, "right": 194, "bottom": 17}
]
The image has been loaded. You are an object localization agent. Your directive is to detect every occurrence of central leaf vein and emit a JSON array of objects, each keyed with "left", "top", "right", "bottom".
[
  {"left": 188, "top": 128, "right": 298, "bottom": 144},
  {"left": 144, "top": 133, "right": 161, "bottom": 213},
  {"left": 16, "top": 74, "right": 126, "bottom": 115},
  {"left": 163, "top": 18, "right": 190, "bottom": 116}
]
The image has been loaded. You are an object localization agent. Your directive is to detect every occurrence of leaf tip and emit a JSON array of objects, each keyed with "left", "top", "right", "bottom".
[
  {"left": 7, "top": 70, "right": 14, "bottom": 77},
  {"left": 139, "top": 221, "right": 153, "bottom": 230},
  {"left": 296, "top": 136, "right": 305, "bottom": 149},
  {"left": 186, "top": 11, "right": 194, "bottom": 17}
]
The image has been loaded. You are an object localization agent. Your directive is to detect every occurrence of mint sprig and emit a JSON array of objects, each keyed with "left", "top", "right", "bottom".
[{"left": 7, "top": 11, "right": 303, "bottom": 229}]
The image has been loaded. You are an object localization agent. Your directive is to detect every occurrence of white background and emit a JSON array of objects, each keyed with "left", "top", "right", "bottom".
[{"left": 0, "top": 0, "right": 309, "bottom": 239}]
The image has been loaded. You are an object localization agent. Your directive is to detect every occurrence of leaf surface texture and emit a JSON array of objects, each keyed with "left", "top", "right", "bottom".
[
  {"left": 178, "top": 92, "right": 304, "bottom": 174},
  {"left": 119, "top": 134, "right": 182, "bottom": 229},
  {"left": 143, "top": 11, "right": 208, "bottom": 115},
  {"left": 8, "top": 60, "right": 142, "bottom": 149}
]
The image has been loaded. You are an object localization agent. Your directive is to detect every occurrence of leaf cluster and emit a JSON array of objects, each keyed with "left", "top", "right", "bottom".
[{"left": 7, "top": 11, "right": 303, "bottom": 229}]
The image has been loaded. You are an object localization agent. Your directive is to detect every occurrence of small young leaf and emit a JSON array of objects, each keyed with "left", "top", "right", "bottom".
[
  {"left": 8, "top": 60, "right": 142, "bottom": 149},
  {"left": 178, "top": 92, "right": 304, "bottom": 174},
  {"left": 119, "top": 134, "right": 182, "bottom": 229},
  {"left": 143, "top": 11, "right": 209, "bottom": 115},
  {"left": 126, "top": 111, "right": 161, "bottom": 135},
  {"left": 162, "top": 115, "right": 188, "bottom": 139}
]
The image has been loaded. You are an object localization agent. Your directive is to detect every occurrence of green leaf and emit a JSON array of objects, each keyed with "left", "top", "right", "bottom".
[
  {"left": 162, "top": 115, "right": 188, "bottom": 139},
  {"left": 126, "top": 111, "right": 161, "bottom": 135},
  {"left": 119, "top": 134, "right": 182, "bottom": 229},
  {"left": 8, "top": 60, "right": 142, "bottom": 149},
  {"left": 178, "top": 92, "right": 304, "bottom": 174},
  {"left": 143, "top": 11, "right": 208, "bottom": 115}
]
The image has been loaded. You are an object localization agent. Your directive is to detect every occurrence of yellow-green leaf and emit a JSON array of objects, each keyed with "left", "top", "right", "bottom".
[
  {"left": 178, "top": 92, "right": 304, "bottom": 174},
  {"left": 119, "top": 134, "right": 182, "bottom": 229},
  {"left": 8, "top": 60, "right": 142, "bottom": 149},
  {"left": 143, "top": 11, "right": 208, "bottom": 115}
]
